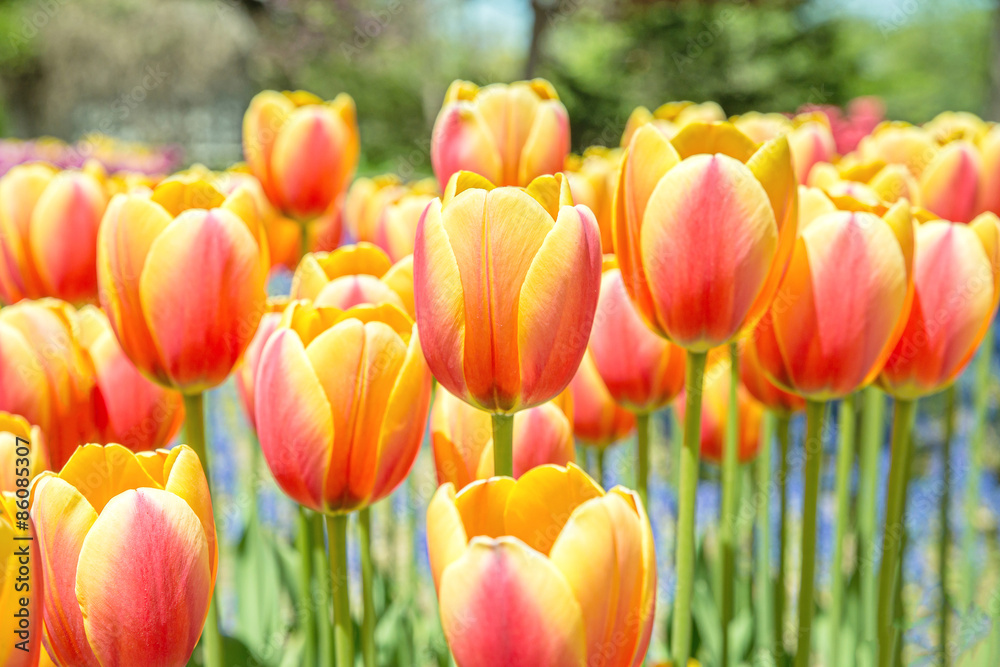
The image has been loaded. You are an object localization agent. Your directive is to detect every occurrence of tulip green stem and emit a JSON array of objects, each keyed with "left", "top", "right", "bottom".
[
  {"left": 636, "top": 412, "right": 650, "bottom": 507},
  {"left": 774, "top": 412, "right": 791, "bottom": 659},
  {"left": 830, "top": 393, "right": 857, "bottom": 667},
  {"left": 594, "top": 446, "right": 606, "bottom": 488},
  {"left": 877, "top": 398, "right": 917, "bottom": 667},
  {"left": 859, "top": 386, "right": 885, "bottom": 664},
  {"left": 720, "top": 342, "right": 740, "bottom": 667},
  {"left": 795, "top": 400, "right": 826, "bottom": 667},
  {"left": 299, "top": 220, "right": 311, "bottom": 263},
  {"left": 670, "top": 350, "right": 707, "bottom": 667},
  {"left": 311, "top": 513, "right": 333, "bottom": 667},
  {"left": 492, "top": 413, "right": 515, "bottom": 477},
  {"left": 184, "top": 392, "right": 222, "bottom": 667},
  {"left": 755, "top": 411, "right": 776, "bottom": 658},
  {"left": 359, "top": 508, "right": 376, "bottom": 667},
  {"left": 297, "top": 507, "right": 317, "bottom": 667},
  {"left": 327, "top": 514, "right": 353, "bottom": 667},
  {"left": 939, "top": 385, "right": 956, "bottom": 667},
  {"left": 964, "top": 329, "right": 992, "bottom": 610}
]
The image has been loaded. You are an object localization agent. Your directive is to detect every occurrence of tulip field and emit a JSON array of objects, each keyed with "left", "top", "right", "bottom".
[{"left": 2, "top": 41, "right": 1000, "bottom": 667}]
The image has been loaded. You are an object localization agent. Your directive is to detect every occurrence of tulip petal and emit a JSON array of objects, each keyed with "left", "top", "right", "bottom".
[
  {"left": 503, "top": 463, "right": 603, "bottom": 555},
  {"left": 454, "top": 476, "right": 516, "bottom": 539},
  {"left": 243, "top": 91, "right": 296, "bottom": 203},
  {"left": 439, "top": 537, "right": 587, "bottom": 667},
  {"left": 512, "top": 403, "right": 575, "bottom": 477},
  {"left": 30, "top": 474, "right": 100, "bottom": 667},
  {"left": 163, "top": 445, "right": 218, "bottom": 581},
  {"left": 314, "top": 275, "right": 406, "bottom": 311},
  {"left": 57, "top": 443, "right": 161, "bottom": 514},
  {"left": 414, "top": 200, "right": 470, "bottom": 400},
  {"left": 139, "top": 208, "right": 266, "bottom": 392},
  {"left": 255, "top": 329, "right": 333, "bottom": 511},
  {"left": 431, "top": 103, "right": 503, "bottom": 190},
  {"left": 76, "top": 488, "right": 211, "bottom": 667},
  {"left": 427, "top": 483, "right": 468, "bottom": 591},
  {"left": 517, "top": 204, "right": 602, "bottom": 408},
  {"left": 670, "top": 121, "right": 758, "bottom": 162},
  {"left": 549, "top": 492, "right": 647, "bottom": 667},
  {"left": 920, "top": 141, "right": 980, "bottom": 223},
  {"left": 641, "top": 154, "right": 778, "bottom": 349},
  {"left": 518, "top": 99, "right": 571, "bottom": 186}
]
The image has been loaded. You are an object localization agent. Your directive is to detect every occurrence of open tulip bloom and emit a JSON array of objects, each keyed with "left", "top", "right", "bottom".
[{"left": 427, "top": 463, "right": 655, "bottom": 667}]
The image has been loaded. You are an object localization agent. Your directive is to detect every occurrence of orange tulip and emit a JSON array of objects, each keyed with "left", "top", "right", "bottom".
[
  {"left": 243, "top": 90, "right": 359, "bottom": 221},
  {"left": 291, "top": 243, "right": 415, "bottom": 317},
  {"left": 2, "top": 491, "right": 43, "bottom": 666},
  {"left": 76, "top": 306, "right": 185, "bottom": 452},
  {"left": 568, "top": 351, "right": 636, "bottom": 447},
  {"left": 254, "top": 301, "right": 432, "bottom": 514},
  {"left": 97, "top": 176, "right": 269, "bottom": 393},
  {"left": 739, "top": 336, "right": 805, "bottom": 415},
  {"left": 564, "top": 147, "right": 622, "bottom": 252},
  {"left": 0, "top": 299, "right": 95, "bottom": 469},
  {"left": 676, "top": 354, "right": 764, "bottom": 464},
  {"left": 613, "top": 121, "right": 798, "bottom": 351},
  {"left": 588, "top": 261, "right": 686, "bottom": 412},
  {"left": 752, "top": 187, "right": 915, "bottom": 400},
  {"left": 345, "top": 175, "right": 437, "bottom": 261},
  {"left": 0, "top": 161, "right": 109, "bottom": 304},
  {"left": 621, "top": 101, "right": 726, "bottom": 146},
  {"left": 235, "top": 299, "right": 287, "bottom": 431},
  {"left": 431, "top": 387, "right": 574, "bottom": 487},
  {"left": 427, "top": 464, "right": 656, "bottom": 667},
  {"left": 0, "top": 413, "right": 49, "bottom": 494},
  {"left": 879, "top": 213, "right": 1000, "bottom": 399},
  {"left": 414, "top": 171, "right": 602, "bottom": 413},
  {"left": 431, "top": 79, "right": 570, "bottom": 189},
  {"left": 31, "top": 443, "right": 216, "bottom": 667}
]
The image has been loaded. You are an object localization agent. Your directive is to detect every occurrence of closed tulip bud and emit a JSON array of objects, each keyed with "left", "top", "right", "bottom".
[
  {"left": 427, "top": 464, "right": 656, "bottom": 667},
  {"left": 431, "top": 387, "right": 574, "bottom": 487},
  {"left": 879, "top": 213, "right": 1000, "bottom": 399},
  {"left": 588, "top": 260, "right": 686, "bottom": 413},
  {"left": 255, "top": 301, "right": 432, "bottom": 514},
  {"left": 31, "top": 443, "right": 216, "bottom": 667},
  {"left": 375, "top": 187, "right": 437, "bottom": 263},
  {"left": 415, "top": 171, "right": 602, "bottom": 414},
  {"left": 0, "top": 161, "right": 109, "bottom": 304},
  {"left": 76, "top": 306, "right": 185, "bottom": 452},
  {"left": 752, "top": 188, "right": 915, "bottom": 400},
  {"left": 2, "top": 492, "right": 43, "bottom": 666},
  {"left": 621, "top": 101, "right": 726, "bottom": 146},
  {"left": 97, "top": 176, "right": 269, "bottom": 393},
  {"left": 243, "top": 90, "right": 359, "bottom": 221},
  {"left": 431, "top": 79, "right": 570, "bottom": 189},
  {"left": 614, "top": 121, "right": 798, "bottom": 351},
  {"left": 739, "top": 336, "right": 805, "bottom": 415},
  {"left": 568, "top": 351, "right": 636, "bottom": 447},
  {"left": 677, "top": 353, "right": 764, "bottom": 464},
  {"left": 235, "top": 299, "right": 287, "bottom": 431},
  {"left": 291, "top": 243, "right": 415, "bottom": 317},
  {"left": 786, "top": 116, "right": 837, "bottom": 184},
  {"left": 0, "top": 413, "right": 48, "bottom": 494},
  {"left": 856, "top": 122, "right": 939, "bottom": 176},
  {"left": 564, "top": 147, "right": 623, "bottom": 252},
  {"left": 0, "top": 299, "right": 95, "bottom": 469},
  {"left": 919, "top": 140, "right": 981, "bottom": 223},
  {"left": 345, "top": 176, "right": 436, "bottom": 261},
  {"left": 924, "top": 111, "right": 988, "bottom": 144}
]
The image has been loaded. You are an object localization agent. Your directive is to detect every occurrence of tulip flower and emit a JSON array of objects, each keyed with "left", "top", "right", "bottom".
[
  {"left": 0, "top": 161, "right": 109, "bottom": 304},
  {"left": 31, "top": 443, "right": 216, "bottom": 667},
  {"left": 739, "top": 336, "right": 805, "bottom": 415},
  {"left": 97, "top": 175, "right": 269, "bottom": 394},
  {"left": 732, "top": 112, "right": 837, "bottom": 183},
  {"left": 0, "top": 299, "right": 95, "bottom": 469},
  {"left": 414, "top": 170, "right": 601, "bottom": 478},
  {"left": 749, "top": 187, "right": 913, "bottom": 667},
  {"left": 243, "top": 90, "right": 359, "bottom": 222},
  {"left": 430, "top": 79, "right": 570, "bottom": 189},
  {"left": 255, "top": 300, "right": 431, "bottom": 514},
  {"left": 291, "top": 243, "right": 415, "bottom": 317},
  {"left": 568, "top": 351, "right": 636, "bottom": 448},
  {"left": 621, "top": 100, "right": 726, "bottom": 146},
  {"left": 431, "top": 387, "right": 575, "bottom": 488},
  {"left": 427, "top": 463, "right": 656, "bottom": 667},
  {"left": 0, "top": 413, "right": 49, "bottom": 494},
  {"left": 878, "top": 213, "right": 1000, "bottom": 398},
  {"left": 2, "top": 492, "right": 43, "bottom": 666},
  {"left": 614, "top": 119, "right": 796, "bottom": 666},
  {"left": 564, "top": 147, "right": 622, "bottom": 252},
  {"left": 345, "top": 175, "right": 437, "bottom": 261},
  {"left": 76, "top": 306, "right": 185, "bottom": 452}
]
